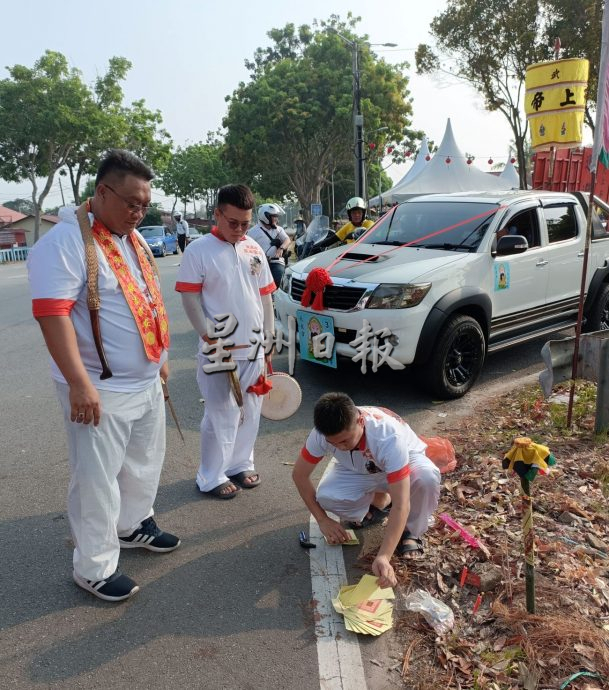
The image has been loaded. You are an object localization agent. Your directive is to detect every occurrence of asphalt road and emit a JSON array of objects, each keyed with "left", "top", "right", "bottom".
[{"left": 0, "top": 258, "right": 550, "bottom": 689}]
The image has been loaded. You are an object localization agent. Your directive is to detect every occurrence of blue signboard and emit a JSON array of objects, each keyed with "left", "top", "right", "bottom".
[{"left": 310, "top": 203, "right": 323, "bottom": 217}]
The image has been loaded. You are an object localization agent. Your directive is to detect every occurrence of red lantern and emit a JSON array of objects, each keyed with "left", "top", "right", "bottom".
[
  {"left": 445, "top": 156, "right": 451, "bottom": 164},
  {"left": 510, "top": 157, "right": 516, "bottom": 164},
  {"left": 467, "top": 158, "right": 473, "bottom": 165},
  {"left": 369, "top": 142, "right": 376, "bottom": 150},
  {"left": 405, "top": 150, "right": 412, "bottom": 157},
  {"left": 387, "top": 146, "right": 394, "bottom": 154},
  {"left": 488, "top": 158, "right": 493, "bottom": 165},
  {"left": 425, "top": 154, "right": 431, "bottom": 161}
]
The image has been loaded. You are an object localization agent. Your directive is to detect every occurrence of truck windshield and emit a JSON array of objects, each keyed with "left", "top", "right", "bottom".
[{"left": 363, "top": 201, "right": 499, "bottom": 251}]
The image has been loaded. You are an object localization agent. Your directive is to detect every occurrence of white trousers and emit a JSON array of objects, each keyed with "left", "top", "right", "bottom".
[
  {"left": 195, "top": 357, "right": 264, "bottom": 492},
  {"left": 316, "top": 452, "right": 441, "bottom": 538},
  {"left": 56, "top": 379, "right": 165, "bottom": 581}
]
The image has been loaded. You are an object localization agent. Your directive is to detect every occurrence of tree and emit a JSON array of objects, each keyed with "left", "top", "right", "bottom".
[
  {"left": 415, "top": 0, "right": 550, "bottom": 189},
  {"left": 63, "top": 57, "right": 172, "bottom": 204},
  {"left": 541, "top": 0, "right": 603, "bottom": 132},
  {"left": 224, "top": 15, "right": 420, "bottom": 221},
  {"left": 157, "top": 136, "right": 234, "bottom": 218},
  {"left": 0, "top": 51, "right": 94, "bottom": 241},
  {"left": 3, "top": 198, "right": 35, "bottom": 215}
]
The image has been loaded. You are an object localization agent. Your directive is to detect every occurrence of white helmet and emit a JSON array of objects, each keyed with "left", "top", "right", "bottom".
[
  {"left": 258, "top": 203, "right": 284, "bottom": 228},
  {"left": 346, "top": 196, "right": 367, "bottom": 224}
]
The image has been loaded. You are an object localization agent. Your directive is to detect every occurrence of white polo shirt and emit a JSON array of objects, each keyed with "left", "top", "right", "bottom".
[
  {"left": 27, "top": 206, "right": 167, "bottom": 392},
  {"left": 175, "top": 227, "right": 275, "bottom": 360},
  {"left": 301, "top": 406, "right": 427, "bottom": 484}
]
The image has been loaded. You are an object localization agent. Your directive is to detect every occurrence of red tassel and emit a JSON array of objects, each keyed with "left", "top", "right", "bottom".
[
  {"left": 300, "top": 267, "right": 333, "bottom": 311},
  {"left": 247, "top": 375, "right": 273, "bottom": 396}
]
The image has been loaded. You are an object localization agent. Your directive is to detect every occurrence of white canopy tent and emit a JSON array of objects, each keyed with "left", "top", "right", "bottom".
[
  {"left": 370, "top": 119, "right": 513, "bottom": 205},
  {"left": 498, "top": 156, "right": 521, "bottom": 189},
  {"left": 369, "top": 137, "right": 430, "bottom": 207}
]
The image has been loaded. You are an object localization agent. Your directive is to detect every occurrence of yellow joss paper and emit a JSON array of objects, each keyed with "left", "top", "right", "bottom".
[
  {"left": 324, "top": 529, "right": 360, "bottom": 546},
  {"left": 339, "top": 574, "right": 394, "bottom": 607}
]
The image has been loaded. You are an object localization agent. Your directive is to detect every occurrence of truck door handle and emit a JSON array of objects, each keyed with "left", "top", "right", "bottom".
[{"left": 536, "top": 259, "right": 548, "bottom": 267}]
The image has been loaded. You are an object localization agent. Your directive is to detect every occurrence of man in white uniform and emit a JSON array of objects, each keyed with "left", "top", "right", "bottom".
[
  {"left": 27, "top": 149, "right": 180, "bottom": 603},
  {"left": 176, "top": 185, "right": 275, "bottom": 499},
  {"left": 292, "top": 392, "right": 441, "bottom": 588},
  {"left": 248, "top": 203, "right": 290, "bottom": 287},
  {"left": 174, "top": 211, "right": 190, "bottom": 253}
]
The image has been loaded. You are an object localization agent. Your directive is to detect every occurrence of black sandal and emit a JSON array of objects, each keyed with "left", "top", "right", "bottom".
[
  {"left": 396, "top": 531, "right": 424, "bottom": 557},
  {"left": 347, "top": 505, "right": 389, "bottom": 530}
]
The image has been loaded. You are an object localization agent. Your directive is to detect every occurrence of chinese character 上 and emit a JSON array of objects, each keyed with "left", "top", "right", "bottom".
[{"left": 560, "top": 88, "right": 576, "bottom": 107}]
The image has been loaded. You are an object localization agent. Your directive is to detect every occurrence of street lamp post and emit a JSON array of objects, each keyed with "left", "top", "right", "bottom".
[{"left": 331, "top": 29, "right": 396, "bottom": 200}]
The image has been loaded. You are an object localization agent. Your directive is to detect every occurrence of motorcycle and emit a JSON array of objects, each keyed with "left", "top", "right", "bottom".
[{"left": 295, "top": 215, "right": 340, "bottom": 260}]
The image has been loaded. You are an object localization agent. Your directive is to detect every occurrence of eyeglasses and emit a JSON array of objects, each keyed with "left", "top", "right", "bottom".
[
  {"left": 104, "top": 184, "right": 151, "bottom": 215},
  {"left": 218, "top": 209, "right": 251, "bottom": 231}
]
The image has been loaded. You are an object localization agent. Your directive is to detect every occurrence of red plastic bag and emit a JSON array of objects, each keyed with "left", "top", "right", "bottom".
[{"left": 420, "top": 436, "right": 457, "bottom": 474}]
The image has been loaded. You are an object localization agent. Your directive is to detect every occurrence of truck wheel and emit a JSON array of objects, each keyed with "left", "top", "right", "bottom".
[
  {"left": 428, "top": 315, "right": 486, "bottom": 399},
  {"left": 586, "top": 283, "right": 609, "bottom": 331}
]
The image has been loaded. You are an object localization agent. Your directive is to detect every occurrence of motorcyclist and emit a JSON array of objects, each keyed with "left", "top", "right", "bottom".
[
  {"left": 316, "top": 197, "right": 375, "bottom": 250},
  {"left": 335, "top": 197, "right": 375, "bottom": 243},
  {"left": 248, "top": 203, "right": 291, "bottom": 286}
]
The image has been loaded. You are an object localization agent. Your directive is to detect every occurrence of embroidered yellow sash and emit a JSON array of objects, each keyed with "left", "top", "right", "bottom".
[{"left": 91, "top": 218, "right": 170, "bottom": 363}]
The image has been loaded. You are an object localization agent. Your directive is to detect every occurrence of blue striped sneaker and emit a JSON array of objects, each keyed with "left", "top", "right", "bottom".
[
  {"left": 119, "top": 517, "right": 181, "bottom": 552},
  {"left": 73, "top": 569, "right": 139, "bottom": 602}
]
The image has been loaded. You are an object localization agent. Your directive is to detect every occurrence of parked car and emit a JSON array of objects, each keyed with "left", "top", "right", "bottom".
[
  {"left": 186, "top": 229, "right": 206, "bottom": 243},
  {"left": 139, "top": 226, "right": 178, "bottom": 257},
  {"left": 275, "top": 190, "right": 609, "bottom": 399}
]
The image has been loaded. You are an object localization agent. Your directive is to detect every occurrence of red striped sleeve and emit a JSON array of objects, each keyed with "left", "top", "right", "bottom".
[
  {"left": 175, "top": 281, "right": 203, "bottom": 293},
  {"left": 386, "top": 465, "right": 411, "bottom": 484},
  {"left": 32, "top": 298, "right": 76, "bottom": 317},
  {"left": 300, "top": 447, "right": 323, "bottom": 465},
  {"left": 260, "top": 281, "right": 276, "bottom": 296}
]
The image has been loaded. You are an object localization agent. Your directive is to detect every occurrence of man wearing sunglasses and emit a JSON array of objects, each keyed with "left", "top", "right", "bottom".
[
  {"left": 27, "top": 149, "right": 180, "bottom": 603},
  {"left": 176, "top": 184, "right": 275, "bottom": 499}
]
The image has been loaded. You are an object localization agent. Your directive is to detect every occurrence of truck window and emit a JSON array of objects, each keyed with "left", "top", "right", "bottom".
[
  {"left": 496, "top": 208, "right": 540, "bottom": 247},
  {"left": 543, "top": 204, "right": 578, "bottom": 243}
]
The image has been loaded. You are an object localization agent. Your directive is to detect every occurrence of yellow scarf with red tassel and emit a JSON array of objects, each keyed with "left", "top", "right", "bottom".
[{"left": 91, "top": 216, "right": 170, "bottom": 363}]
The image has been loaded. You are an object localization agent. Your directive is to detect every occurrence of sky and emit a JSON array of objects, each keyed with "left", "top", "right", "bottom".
[{"left": 0, "top": 0, "right": 522, "bottom": 211}]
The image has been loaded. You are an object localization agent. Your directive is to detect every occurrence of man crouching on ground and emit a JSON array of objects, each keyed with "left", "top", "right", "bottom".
[{"left": 292, "top": 392, "right": 441, "bottom": 588}]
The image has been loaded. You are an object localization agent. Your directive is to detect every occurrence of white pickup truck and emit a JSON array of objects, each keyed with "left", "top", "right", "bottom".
[{"left": 274, "top": 190, "right": 609, "bottom": 398}]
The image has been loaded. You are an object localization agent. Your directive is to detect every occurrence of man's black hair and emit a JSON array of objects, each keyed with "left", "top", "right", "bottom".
[
  {"left": 313, "top": 392, "right": 359, "bottom": 437},
  {"left": 95, "top": 149, "right": 154, "bottom": 187},
  {"left": 217, "top": 184, "right": 255, "bottom": 210}
]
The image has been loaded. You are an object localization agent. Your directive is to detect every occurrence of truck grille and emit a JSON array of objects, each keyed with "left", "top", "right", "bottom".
[{"left": 290, "top": 278, "right": 367, "bottom": 311}]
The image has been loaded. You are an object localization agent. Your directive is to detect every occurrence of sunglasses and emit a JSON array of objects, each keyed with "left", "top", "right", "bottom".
[{"left": 218, "top": 209, "right": 251, "bottom": 231}]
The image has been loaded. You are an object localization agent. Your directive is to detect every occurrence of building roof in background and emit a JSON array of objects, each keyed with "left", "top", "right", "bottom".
[{"left": 0, "top": 205, "right": 27, "bottom": 224}]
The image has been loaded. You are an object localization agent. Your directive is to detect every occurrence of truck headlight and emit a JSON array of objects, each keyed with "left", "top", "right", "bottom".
[
  {"left": 280, "top": 269, "right": 292, "bottom": 293},
  {"left": 367, "top": 283, "right": 431, "bottom": 309}
]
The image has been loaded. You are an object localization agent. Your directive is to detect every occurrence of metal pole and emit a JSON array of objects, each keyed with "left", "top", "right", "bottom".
[
  {"left": 353, "top": 42, "right": 365, "bottom": 198},
  {"left": 520, "top": 476, "right": 536, "bottom": 613},
  {"left": 331, "top": 169, "right": 335, "bottom": 221}
]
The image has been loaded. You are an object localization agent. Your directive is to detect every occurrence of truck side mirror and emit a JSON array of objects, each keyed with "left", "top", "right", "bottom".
[{"left": 493, "top": 235, "right": 528, "bottom": 257}]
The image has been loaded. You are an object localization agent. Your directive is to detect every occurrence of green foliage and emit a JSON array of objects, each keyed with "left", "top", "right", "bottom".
[
  {"left": 0, "top": 51, "right": 94, "bottom": 240},
  {"left": 541, "top": 0, "right": 603, "bottom": 131},
  {"left": 157, "top": 136, "right": 234, "bottom": 215},
  {"left": 140, "top": 203, "right": 163, "bottom": 227},
  {"left": 224, "top": 15, "right": 417, "bottom": 218},
  {"left": 2, "top": 198, "right": 35, "bottom": 215},
  {"left": 63, "top": 57, "right": 172, "bottom": 204},
  {"left": 416, "top": 0, "right": 549, "bottom": 189}
]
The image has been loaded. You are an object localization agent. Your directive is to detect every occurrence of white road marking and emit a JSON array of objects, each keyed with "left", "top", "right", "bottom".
[{"left": 309, "top": 467, "right": 367, "bottom": 689}]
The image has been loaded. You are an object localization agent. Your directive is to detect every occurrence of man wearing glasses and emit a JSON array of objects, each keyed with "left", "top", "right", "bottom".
[
  {"left": 27, "top": 149, "right": 180, "bottom": 603},
  {"left": 176, "top": 185, "right": 275, "bottom": 499}
]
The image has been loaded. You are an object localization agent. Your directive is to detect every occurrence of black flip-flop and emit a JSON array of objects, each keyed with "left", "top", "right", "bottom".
[
  {"left": 227, "top": 471, "right": 261, "bottom": 489},
  {"left": 347, "top": 505, "right": 389, "bottom": 530},
  {"left": 202, "top": 480, "right": 241, "bottom": 499}
]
